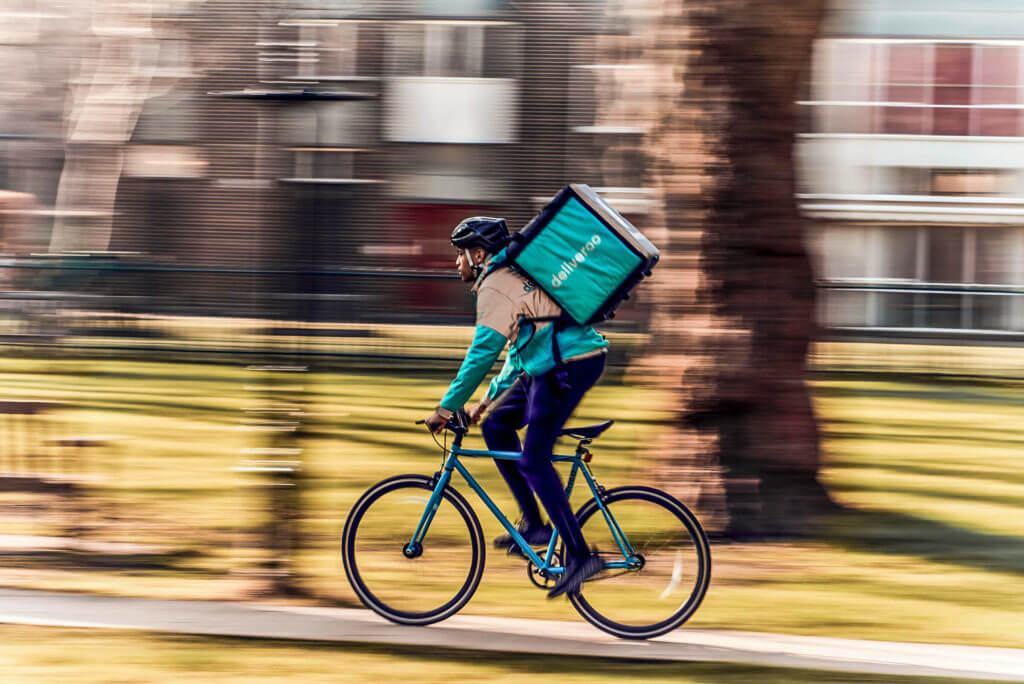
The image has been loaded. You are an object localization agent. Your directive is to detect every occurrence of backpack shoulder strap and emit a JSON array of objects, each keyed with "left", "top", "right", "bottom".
[{"left": 511, "top": 311, "right": 577, "bottom": 394}]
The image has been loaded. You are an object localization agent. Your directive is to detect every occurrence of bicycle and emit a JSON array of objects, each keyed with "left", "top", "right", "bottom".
[{"left": 341, "top": 413, "right": 711, "bottom": 639}]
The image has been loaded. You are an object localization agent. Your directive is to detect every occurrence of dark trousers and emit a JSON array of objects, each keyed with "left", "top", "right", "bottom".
[{"left": 480, "top": 353, "right": 606, "bottom": 561}]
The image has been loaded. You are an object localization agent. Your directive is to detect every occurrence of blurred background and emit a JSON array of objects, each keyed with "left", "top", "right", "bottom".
[
  {"left": 0, "top": 0, "right": 1023, "bottom": 679},
  {"left": 0, "top": 0, "right": 661, "bottom": 333},
  {"left": 3, "top": 1, "right": 1024, "bottom": 343}
]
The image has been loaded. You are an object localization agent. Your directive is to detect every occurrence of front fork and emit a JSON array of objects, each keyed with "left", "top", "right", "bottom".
[{"left": 405, "top": 451, "right": 458, "bottom": 556}]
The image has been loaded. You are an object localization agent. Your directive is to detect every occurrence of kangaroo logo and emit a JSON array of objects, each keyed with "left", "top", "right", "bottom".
[{"left": 551, "top": 235, "right": 601, "bottom": 289}]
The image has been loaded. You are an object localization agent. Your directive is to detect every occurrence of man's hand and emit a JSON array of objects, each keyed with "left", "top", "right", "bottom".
[
  {"left": 423, "top": 409, "right": 448, "bottom": 434},
  {"left": 467, "top": 401, "right": 488, "bottom": 426}
]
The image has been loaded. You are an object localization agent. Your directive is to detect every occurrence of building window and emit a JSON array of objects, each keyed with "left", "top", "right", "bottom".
[
  {"left": 931, "top": 44, "right": 972, "bottom": 136},
  {"left": 289, "top": 23, "right": 362, "bottom": 78},
  {"left": 810, "top": 40, "right": 1024, "bottom": 138},
  {"left": 884, "top": 167, "right": 1016, "bottom": 196},
  {"left": 388, "top": 22, "right": 519, "bottom": 80},
  {"left": 974, "top": 45, "right": 1020, "bottom": 136},
  {"left": 881, "top": 43, "right": 930, "bottom": 135},
  {"left": 818, "top": 225, "right": 1024, "bottom": 332},
  {"left": 926, "top": 227, "right": 965, "bottom": 283},
  {"left": 265, "top": 20, "right": 379, "bottom": 81},
  {"left": 930, "top": 169, "right": 1015, "bottom": 195}
]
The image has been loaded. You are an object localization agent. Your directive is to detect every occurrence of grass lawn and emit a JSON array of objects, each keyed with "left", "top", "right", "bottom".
[
  {"left": 0, "top": 344, "right": 1022, "bottom": 649},
  {"left": 0, "top": 625, "right": 998, "bottom": 684}
]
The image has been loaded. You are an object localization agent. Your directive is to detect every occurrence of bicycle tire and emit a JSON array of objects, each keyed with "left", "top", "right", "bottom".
[
  {"left": 342, "top": 474, "right": 485, "bottom": 625},
  {"left": 566, "top": 486, "right": 711, "bottom": 639}
]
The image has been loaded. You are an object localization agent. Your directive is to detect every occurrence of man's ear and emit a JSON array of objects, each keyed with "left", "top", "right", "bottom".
[{"left": 471, "top": 247, "right": 488, "bottom": 265}]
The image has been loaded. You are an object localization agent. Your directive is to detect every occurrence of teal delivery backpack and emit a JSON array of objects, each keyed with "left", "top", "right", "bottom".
[{"left": 507, "top": 184, "right": 659, "bottom": 325}]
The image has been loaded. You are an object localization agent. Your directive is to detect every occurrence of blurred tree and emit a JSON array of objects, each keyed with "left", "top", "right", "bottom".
[
  {"left": 49, "top": 0, "right": 183, "bottom": 255},
  {"left": 640, "top": 0, "right": 838, "bottom": 538}
]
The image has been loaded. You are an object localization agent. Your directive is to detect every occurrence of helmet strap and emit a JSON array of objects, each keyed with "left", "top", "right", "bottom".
[
  {"left": 461, "top": 248, "right": 483, "bottom": 281},
  {"left": 469, "top": 248, "right": 486, "bottom": 276}
]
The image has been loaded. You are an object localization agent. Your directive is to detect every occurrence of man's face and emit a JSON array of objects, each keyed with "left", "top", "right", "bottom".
[{"left": 456, "top": 249, "right": 476, "bottom": 283}]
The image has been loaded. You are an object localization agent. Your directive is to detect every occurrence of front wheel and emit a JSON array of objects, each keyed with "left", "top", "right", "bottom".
[
  {"left": 342, "top": 474, "right": 485, "bottom": 625},
  {"left": 567, "top": 486, "right": 711, "bottom": 639}
]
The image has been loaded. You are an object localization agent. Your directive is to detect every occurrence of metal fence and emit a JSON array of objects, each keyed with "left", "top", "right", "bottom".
[{"left": 819, "top": 281, "right": 1024, "bottom": 342}]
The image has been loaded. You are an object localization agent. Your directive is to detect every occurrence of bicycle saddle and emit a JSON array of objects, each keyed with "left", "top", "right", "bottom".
[{"left": 558, "top": 420, "right": 614, "bottom": 440}]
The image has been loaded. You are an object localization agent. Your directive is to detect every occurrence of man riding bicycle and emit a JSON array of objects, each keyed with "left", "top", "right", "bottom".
[{"left": 423, "top": 216, "right": 608, "bottom": 599}]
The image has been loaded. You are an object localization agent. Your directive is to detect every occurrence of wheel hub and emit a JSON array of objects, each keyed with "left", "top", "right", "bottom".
[{"left": 403, "top": 542, "right": 423, "bottom": 559}]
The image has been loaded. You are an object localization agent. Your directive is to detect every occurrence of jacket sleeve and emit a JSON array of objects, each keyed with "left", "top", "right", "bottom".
[
  {"left": 439, "top": 325, "right": 507, "bottom": 413},
  {"left": 485, "top": 352, "right": 520, "bottom": 403}
]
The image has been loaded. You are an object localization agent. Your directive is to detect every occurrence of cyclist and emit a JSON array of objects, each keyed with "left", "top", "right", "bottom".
[{"left": 423, "top": 216, "right": 608, "bottom": 599}]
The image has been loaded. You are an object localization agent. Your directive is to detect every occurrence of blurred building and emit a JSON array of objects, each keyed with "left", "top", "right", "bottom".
[
  {"left": 801, "top": 1, "right": 1024, "bottom": 338},
  {"left": 0, "top": 0, "right": 657, "bottom": 325}
]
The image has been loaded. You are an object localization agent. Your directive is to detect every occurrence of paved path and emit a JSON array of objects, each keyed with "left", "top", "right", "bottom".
[{"left": 1, "top": 588, "right": 1022, "bottom": 681}]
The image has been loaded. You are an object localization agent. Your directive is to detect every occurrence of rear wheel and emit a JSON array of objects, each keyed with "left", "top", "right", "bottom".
[
  {"left": 567, "top": 486, "right": 711, "bottom": 639},
  {"left": 342, "top": 474, "right": 485, "bottom": 625}
]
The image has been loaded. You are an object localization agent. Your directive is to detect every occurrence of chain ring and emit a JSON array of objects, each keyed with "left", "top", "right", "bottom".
[{"left": 527, "top": 551, "right": 562, "bottom": 589}]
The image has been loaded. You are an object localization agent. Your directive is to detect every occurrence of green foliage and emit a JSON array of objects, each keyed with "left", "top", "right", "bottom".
[{"left": 0, "top": 354, "right": 1022, "bottom": 647}]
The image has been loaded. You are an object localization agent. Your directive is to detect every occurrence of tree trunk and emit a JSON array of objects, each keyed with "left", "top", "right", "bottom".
[{"left": 643, "top": 0, "right": 838, "bottom": 538}]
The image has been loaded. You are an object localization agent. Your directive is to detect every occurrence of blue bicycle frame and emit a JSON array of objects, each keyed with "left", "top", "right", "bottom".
[{"left": 405, "top": 427, "right": 642, "bottom": 574}]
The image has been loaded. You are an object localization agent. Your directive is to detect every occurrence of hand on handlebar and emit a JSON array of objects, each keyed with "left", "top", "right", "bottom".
[
  {"left": 422, "top": 410, "right": 448, "bottom": 434},
  {"left": 418, "top": 409, "right": 471, "bottom": 435}
]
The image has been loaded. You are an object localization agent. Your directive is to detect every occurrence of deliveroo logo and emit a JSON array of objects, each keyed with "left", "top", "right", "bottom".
[{"left": 551, "top": 234, "right": 602, "bottom": 288}]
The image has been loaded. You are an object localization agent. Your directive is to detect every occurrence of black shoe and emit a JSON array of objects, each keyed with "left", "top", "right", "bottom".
[
  {"left": 493, "top": 522, "right": 552, "bottom": 553},
  {"left": 547, "top": 551, "right": 603, "bottom": 599}
]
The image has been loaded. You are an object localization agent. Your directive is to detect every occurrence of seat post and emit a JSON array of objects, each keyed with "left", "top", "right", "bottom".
[{"left": 575, "top": 438, "right": 593, "bottom": 463}]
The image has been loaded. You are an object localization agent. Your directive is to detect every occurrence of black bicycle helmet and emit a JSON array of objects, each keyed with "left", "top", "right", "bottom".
[{"left": 450, "top": 216, "right": 510, "bottom": 253}]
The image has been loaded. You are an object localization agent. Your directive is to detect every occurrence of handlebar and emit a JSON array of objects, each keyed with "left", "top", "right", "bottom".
[{"left": 416, "top": 412, "right": 470, "bottom": 435}]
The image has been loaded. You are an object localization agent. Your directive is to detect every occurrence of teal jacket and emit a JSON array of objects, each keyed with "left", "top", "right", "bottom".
[{"left": 439, "top": 249, "right": 608, "bottom": 413}]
